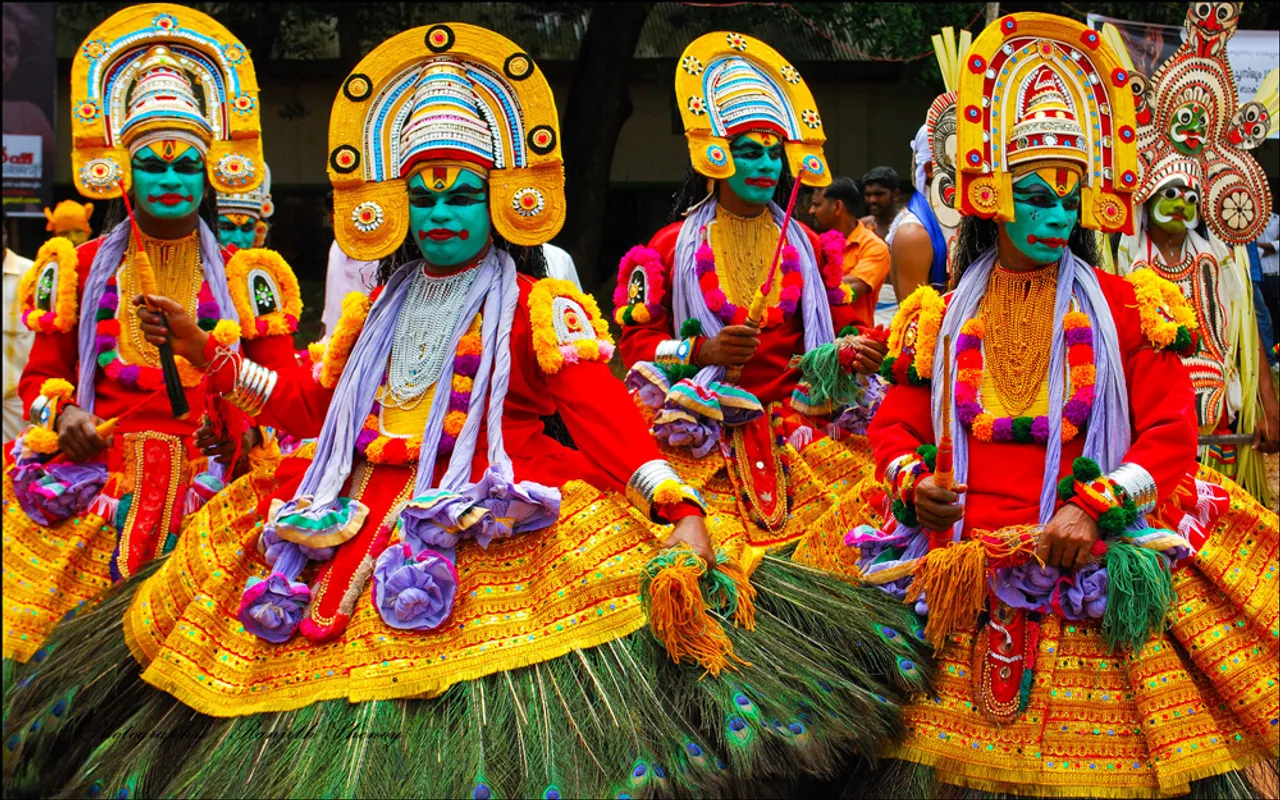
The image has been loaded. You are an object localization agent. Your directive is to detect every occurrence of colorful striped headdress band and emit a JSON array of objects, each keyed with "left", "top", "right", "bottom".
[
  {"left": 328, "top": 23, "right": 565, "bottom": 260},
  {"left": 1006, "top": 65, "right": 1088, "bottom": 173},
  {"left": 676, "top": 32, "right": 830, "bottom": 187},
  {"left": 71, "top": 3, "right": 264, "bottom": 199}
]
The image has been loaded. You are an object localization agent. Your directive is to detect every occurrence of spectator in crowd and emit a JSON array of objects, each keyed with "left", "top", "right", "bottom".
[
  {"left": 2, "top": 210, "right": 35, "bottom": 441},
  {"left": 860, "top": 166, "right": 902, "bottom": 242},
  {"left": 809, "top": 176, "right": 890, "bottom": 329},
  {"left": 901, "top": 123, "right": 950, "bottom": 292},
  {"left": 542, "top": 241, "right": 583, "bottom": 291}
]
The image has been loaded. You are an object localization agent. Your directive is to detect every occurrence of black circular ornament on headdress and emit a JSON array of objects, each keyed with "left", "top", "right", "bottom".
[
  {"left": 330, "top": 145, "right": 361, "bottom": 174},
  {"left": 425, "top": 25, "right": 455, "bottom": 53},
  {"left": 504, "top": 53, "right": 534, "bottom": 81},
  {"left": 343, "top": 74, "right": 373, "bottom": 102},
  {"left": 527, "top": 125, "right": 557, "bottom": 155}
]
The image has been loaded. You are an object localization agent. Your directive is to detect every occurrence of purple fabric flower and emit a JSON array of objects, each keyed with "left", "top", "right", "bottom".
[
  {"left": 11, "top": 461, "right": 109, "bottom": 526},
  {"left": 653, "top": 415, "right": 720, "bottom": 458},
  {"left": 991, "top": 562, "right": 1060, "bottom": 612},
  {"left": 1065, "top": 326, "right": 1093, "bottom": 347},
  {"left": 260, "top": 522, "right": 335, "bottom": 563},
  {"left": 454, "top": 353, "right": 480, "bottom": 378},
  {"left": 847, "top": 523, "right": 931, "bottom": 600},
  {"left": 399, "top": 465, "right": 561, "bottom": 551},
  {"left": 1064, "top": 398, "right": 1091, "bottom": 427},
  {"left": 372, "top": 543, "right": 459, "bottom": 630},
  {"left": 1058, "top": 562, "right": 1108, "bottom": 620},
  {"left": 957, "top": 401, "right": 982, "bottom": 426},
  {"left": 955, "top": 333, "right": 981, "bottom": 352},
  {"left": 1031, "top": 416, "right": 1050, "bottom": 444},
  {"left": 993, "top": 417, "right": 1014, "bottom": 442},
  {"left": 238, "top": 573, "right": 311, "bottom": 643},
  {"left": 99, "top": 291, "right": 119, "bottom": 311}
]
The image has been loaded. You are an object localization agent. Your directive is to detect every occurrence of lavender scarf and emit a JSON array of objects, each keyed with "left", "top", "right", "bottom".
[
  {"left": 931, "top": 247, "right": 1131, "bottom": 541},
  {"left": 74, "top": 219, "right": 236, "bottom": 414},
  {"left": 671, "top": 198, "right": 836, "bottom": 390}
]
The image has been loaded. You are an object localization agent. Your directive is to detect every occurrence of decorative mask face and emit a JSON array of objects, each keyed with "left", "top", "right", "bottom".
[
  {"left": 131, "top": 141, "right": 205, "bottom": 220},
  {"left": 725, "top": 132, "right": 784, "bottom": 206},
  {"left": 1169, "top": 101, "right": 1209, "bottom": 156},
  {"left": 217, "top": 212, "right": 256, "bottom": 250},
  {"left": 1005, "top": 168, "right": 1081, "bottom": 265},
  {"left": 408, "top": 165, "right": 490, "bottom": 267},
  {"left": 1148, "top": 178, "right": 1200, "bottom": 234}
]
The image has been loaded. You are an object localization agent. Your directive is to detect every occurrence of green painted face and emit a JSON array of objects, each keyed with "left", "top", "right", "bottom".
[
  {"left": 1148, "top": 179, "right": 1200, "bottom": 235},
  {"left": 1005, "top": 172, "right": 1081, "bottom": 265},
  {"left": 1169, "top": 101, "right": 1208, "bottom": 156},
  {"left": 408, "top": 167, "right": 490, "bottom": 267},
  {"left": 725, "top": 132, "right": 784, "bottom": 206},
  {"left": 216, "top": 214, "right": 257, "bottom": 250},
  {"left": 131, "top": 145, "right": 206, "bottom": 220}
]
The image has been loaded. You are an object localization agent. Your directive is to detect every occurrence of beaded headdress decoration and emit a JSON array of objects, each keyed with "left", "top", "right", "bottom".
[
  {"left": 70, "top": 3, "right": 264, "bottom": 200},
  {"left": 955, "top": 13, "right": 1138, "bottom": 233},
  {"left": 675, "top": 32, "right": 831, "bottom": 187},
  {"left": 218, "top": 163, "right": 275, "bottom": 220},
  {"left": 925, "top": 27, "right": 974, "bottom": 231},
  {"left": 328, "top": 23, "right": 565, "bottom": 261},
  {"left": 1130, "top": 2, "right": 1272, "bottom": 244}
]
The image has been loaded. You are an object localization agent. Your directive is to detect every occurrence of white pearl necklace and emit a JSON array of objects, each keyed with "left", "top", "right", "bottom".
[{"left": 384, "top": 264, "right": 479, "bottom": 410}]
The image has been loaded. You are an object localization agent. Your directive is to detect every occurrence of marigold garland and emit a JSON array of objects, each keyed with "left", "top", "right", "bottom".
[
  {"left": 20, "top": 237, "right": 80, "bottom": 333},
  {"left": 224, "top": 248, "right": 301, "bottom": 338},
  {"left": 356, "top": 315, "right": 482, "bottom": 465},
  {"left": 528, "top": 278, "right": 614, "bottom": 375},
  {"left": 955, "top": 310, "right": 1095, "bottom": 445},
  {"left": 1125, "top": 269, "right": 1198, "bottom": 356},
  {"left": 880, "top": 285, "right": 946, "bottom": 386},
  {"left": 695, "top": 241, "right": 802, "bottom": 328},
  {"left": 95, "top": 273, "right": 214, "bottom": 390},
  {"left": 613, "top": 246, "right": 667, "bottom": 326},
  {"left": 320, "top": 291, "right": 373, "bottom": 389}
]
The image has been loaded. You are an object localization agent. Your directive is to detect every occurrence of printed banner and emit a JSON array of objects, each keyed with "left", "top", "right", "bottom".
[
  {"left": 2, "top": 3, "right": 57, "bottom": 216},
  {"left": 1087, "top": 13, "right": 1280, "bottom": 139}
]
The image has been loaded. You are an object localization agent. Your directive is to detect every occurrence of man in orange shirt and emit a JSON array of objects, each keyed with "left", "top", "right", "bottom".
[{"left": 809, "top": 176, "right": 890, "bottom": 329}]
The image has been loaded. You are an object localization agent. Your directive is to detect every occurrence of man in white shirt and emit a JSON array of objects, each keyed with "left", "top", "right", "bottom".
[
  {"left": 541, "top": 241, "right": 581, "bottom": 290},
  {"left": 2, "top": 217, "right": 36, "bottom": 441}
]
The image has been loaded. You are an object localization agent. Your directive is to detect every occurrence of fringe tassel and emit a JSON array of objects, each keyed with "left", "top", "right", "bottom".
[
  {"left": 640, "top": 546, "right": 746, "bottom": 676},
  {"left": 705, "top": 554, "right": 757, "bottom": 631},
  {"left": 792, "top": 343, "right": 861, "bottom": 407},
  {"left": 1102, "top": 541, "right": 1175, "bottom": 652},
  {"left": 906, "top": 539, "right": 988, "bottom": 652}
]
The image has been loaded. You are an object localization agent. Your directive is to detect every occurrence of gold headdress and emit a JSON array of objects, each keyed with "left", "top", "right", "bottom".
[
  {"left": 675, "top": 32, "right": 830, "bottom": 187},
  {"left": 218, "top": 163, "right": 274, "bottom": 220},
  {"left": 955, "top": 13, "right": 1139, "bottom": 233},
  {"left": 328, "top": 24, "right": 565, "bottom": 261},
  {"left": 70, "top": 4, "right": 264, "bottom": 199}
]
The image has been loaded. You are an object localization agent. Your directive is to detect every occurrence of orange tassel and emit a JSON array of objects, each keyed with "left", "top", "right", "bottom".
[
  {"left": 643, "top": 549, "right": 747, "bottom": 677},
  {"left": 906, "top": 538, "right": 988, "bottom": 652}
]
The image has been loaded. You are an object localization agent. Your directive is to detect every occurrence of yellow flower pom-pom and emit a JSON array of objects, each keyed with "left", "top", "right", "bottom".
[
  {"left": 25, "top": 426, "right": 61, "bottom": 454},
  {"left": 39, "top": 378, "right": 75, "bottom": 401},
  {"left": 443, "top": 411, "right": 467, "bottom": 437},
  {"left": 632, "top": 305, "right": 652, "bottom": 324},
  {"left": 452, "top": 375, "right": 474, "bottom": 394},
  {"left": 365, "top": 438, "right": 388, "bottom": 460},
  {"left": 972, "top": 413, "right": 996, "bottom": 442},
  {"left": 1070, "top": 364, "right": 1096, "bottom": 387},
  {"left": 211, "top": 319, "right": 242, "bottom": 346}
]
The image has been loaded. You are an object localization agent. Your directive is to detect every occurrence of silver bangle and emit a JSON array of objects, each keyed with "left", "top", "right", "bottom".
[
  {"left": 28, "top": 394, "right": 55, "bottom": 430},
  {"left": 1108, "top": 462, "right": 1158, "bottom": 515},
  {"left": 626, "top": 458, "right": 701, "bottom": 520},
  {"left": 226, "top": 358, "right": 277, "bottom": 417},
  {"left": 654, "top": 338, "right": 695, "bottom": 368}
]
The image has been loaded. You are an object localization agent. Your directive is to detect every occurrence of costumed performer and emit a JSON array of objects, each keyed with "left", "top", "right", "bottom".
[
  {"left": 2, "top": 24, "right": 933, "bottom": 799},
  {"left": 216, "top": 163, "right": 274, "bottom": 252},
  {"left": 617, "top": 31, "right": 890, "bottom": 574},
  {"left": 1114, "top": 1, "right": 1279, "bottom": 506},
  {"left": 803, "top": 11, "right": 1278, "bottom": 797},
  {"left": 42, "top": 200, "right": 96, "bottom": 247},
  {"left": 2, "top": 4, "right": 302, "bottom": 668}
]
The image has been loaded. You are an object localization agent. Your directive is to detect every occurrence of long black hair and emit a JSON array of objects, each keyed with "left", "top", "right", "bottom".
[
  {"left": 950, "top": 215, "right": 1103, "bottom": 284},
  {"left": 667, "top": 157, "right": 797, "bottom": 223},
  {"left": 373, "top": 227, "right": 548, "bottom": 287}
]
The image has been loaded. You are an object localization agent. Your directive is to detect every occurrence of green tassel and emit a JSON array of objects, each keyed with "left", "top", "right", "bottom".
[
  {"left": 1017, "top": 664, "right": 1034, "bottom": 712},
  {"left": 680, "top": 318, "right": 703, "bottom": 338},
  {"left": 1072, "top": 456, "right": 1102, "bottom": 482},
  {"left": 792, "top": 343, "right": 861, "bottom": 407},
  {"left": 1102, "top": 541, "right": 1176, "bottom": 652}
]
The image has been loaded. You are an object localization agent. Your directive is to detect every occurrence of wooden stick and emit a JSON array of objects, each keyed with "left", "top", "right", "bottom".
[{"left": 935, "top": 333, "right": 955, "bottom": 490}]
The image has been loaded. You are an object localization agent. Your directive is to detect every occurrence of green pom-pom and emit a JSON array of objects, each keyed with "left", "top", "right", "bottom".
[
  {"left": 621, "top": 306, "right": 635, "bottom": 327},
  {"left": 663, "top": 363, "right": 700, "bottom": 384},
  {"left": 1172, "top": 325, "right": 1192, "bottom": 352},
  {"left": 1011, "top": 417, "right": 1034, "bottom": 443},
  {"left": 1122, "top": 497, "right": 1138, "bottom": 526},
  {"left": 916, "top": 444, "right": 938, "bottom": 472},
  {"left": 1097, "top": 506, "right": 1128, "bottom": 536},
  {"left": 1057, "top": 475, "right": 1077, "bottom": 501},
  {"left": 838, "top": 325, "right": 859, "bottom": 338},
  {"left": 880, "top": 356, "right": 896, "bottom": 383},
  {"left": 1072, "top": 456, "right": 1102, "bottom": 482},
  {"left": 95, "top": 307, "right": 114, "bottom": 322},
  {"left": 198, "top": 317, "right": 217, "bottom": 332},
  {"left": 907, "top": 363, "right": 925, "bottom": 386},
  {"left": 680, "top": 318, "right": 703, "bottom": 338},
  {"left": 891, "top": 499, "right": 918, "bottom": 528}
]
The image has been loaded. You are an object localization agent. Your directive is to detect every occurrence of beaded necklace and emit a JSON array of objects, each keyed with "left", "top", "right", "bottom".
[
  {"left": 356, "top": 313, "right": 483, "bottom": 465},
  {"left": 384, "top": 264, "right": 479, "bottom": 410}
]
